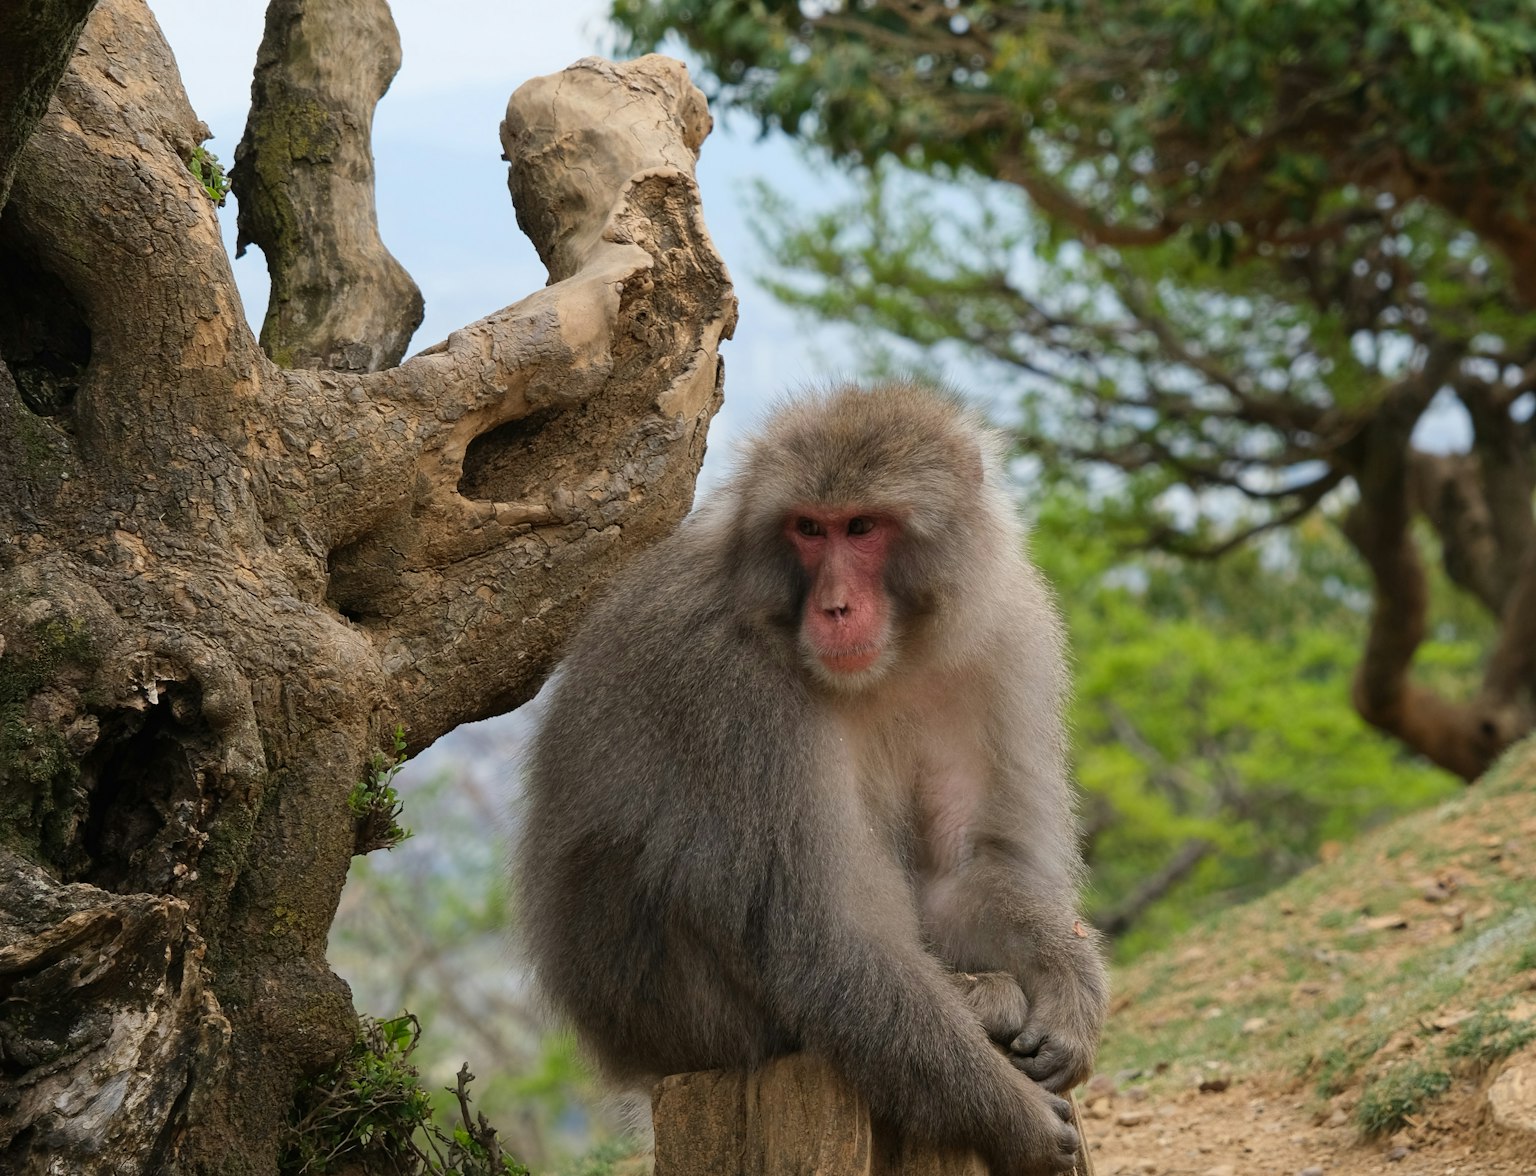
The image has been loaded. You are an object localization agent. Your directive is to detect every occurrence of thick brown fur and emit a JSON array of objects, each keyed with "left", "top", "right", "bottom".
[{"left": 518, "top": 382, "right": 1108, "bottom": 1175}]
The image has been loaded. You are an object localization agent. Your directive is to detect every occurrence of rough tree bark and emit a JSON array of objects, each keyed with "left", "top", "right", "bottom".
[
  {"left": 0, "top": 0, "right": 99, "bottom": 212},
  {"left": 0, "top": 0, "right": 735, "bottom": 1171}
]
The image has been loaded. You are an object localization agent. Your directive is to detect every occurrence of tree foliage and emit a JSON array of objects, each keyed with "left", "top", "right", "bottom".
[
  {"left": 618, "top": 0, "right": 1536, "bottom": 780},
  {"left": 1031, "top": 494, "right": 1466, "bottom": 957},
  {"left": 616, "top": 1, "right": 1536, "bottom": 289}
]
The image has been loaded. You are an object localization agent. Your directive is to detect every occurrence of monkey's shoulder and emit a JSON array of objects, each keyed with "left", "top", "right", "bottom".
[{"left": 546, "top": 530, "right": 807, "bottom": 751}]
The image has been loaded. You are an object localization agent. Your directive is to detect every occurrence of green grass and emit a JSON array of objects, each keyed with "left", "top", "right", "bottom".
[
  {"left": 1444, "top": 1007, "right": 1536, "bottom": 1064},
  {"left": 1321, "top": 993, "right": 1365, "bottom": 1021}
]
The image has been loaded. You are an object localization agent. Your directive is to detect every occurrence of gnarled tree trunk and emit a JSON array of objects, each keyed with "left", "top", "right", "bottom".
[{"left": 0, "top": 1, "right": 735, "bottom": 1171}]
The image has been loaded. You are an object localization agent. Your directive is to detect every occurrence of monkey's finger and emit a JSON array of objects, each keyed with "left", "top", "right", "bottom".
[
  {"left": 1045, "top": 1092, "right": 1073, "bottom": 1123},
  {"left": 1009, "top": 1027, "right": 1047, "bottom": 1058},
  {"left": 1013, "top": 1039, "right": 1076, "bottom": 1090},
  {"left": 1052, "top": 1121, "right": 1082, "bottom": 1167},
  {"left": 1002, "top": 1042, "right": 1065, "bottom": 1087}
]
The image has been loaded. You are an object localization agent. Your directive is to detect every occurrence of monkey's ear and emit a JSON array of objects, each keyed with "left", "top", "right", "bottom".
[{"left": 959, "top": 439, "right": 986, "bottom": 486}]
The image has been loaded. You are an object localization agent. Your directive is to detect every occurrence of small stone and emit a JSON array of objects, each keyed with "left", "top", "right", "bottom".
[
  {"left": 1201, "top": 1166, "right": 1236, "bottom": 1176},
  {"left": 1325, "top": 1108, "right": 1348, "bottom": 1128},
  {"left": 1385, "top": 1145, "right": 1409, "bottom": 1161},
  {"left": 1431, "top": 1010, "right": 1474, "bottom": 1031},
  {"left": 1241, "top": 1016, "right": 1268, "bottom": 1034},
  {"left": 1115, "top": 1109, "right": 1153, "bottom": 1127},
  {"left": 1086, "top": 1072, "right": 1117, "bottom": 1098},
  {"left": 1298, "top": 1167, "right": 1324, "bottom": 1176}
]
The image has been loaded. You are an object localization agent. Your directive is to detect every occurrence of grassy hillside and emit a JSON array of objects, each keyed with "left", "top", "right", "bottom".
[{"left": 1090, "top": 739, "right": 1536, "bottom": 1170}]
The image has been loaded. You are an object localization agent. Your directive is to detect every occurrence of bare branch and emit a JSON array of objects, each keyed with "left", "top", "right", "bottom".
[
  {"left": 1146, "top": 468, "right": 1344, "bottom": 560},
  {"left": 232, "top": 0, "right": 423, "bottom": 371},
  {"left": 1111, "top": 273, "right": 1328, "bottom": 436},
  {"left": 1095, "top": 839, "right": 1214, "bottom": 939},
  {"left": 0, "top": 5, "right": 735, "bottom": 1164},
  {"left": 2, "top": 0, "right": 264, "bottom": 449},
  {"left": 277, "top": 56, "right": 737, "bottom": 746},
  {"left": 994, "top": 148, "right": 1175, "bottom": 249}
]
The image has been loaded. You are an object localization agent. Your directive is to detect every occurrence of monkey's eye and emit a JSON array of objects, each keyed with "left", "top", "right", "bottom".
[
  {"left": 847, "top": 516, "right": 875, "bottom": 535},
  {"left": 795, "top": 517, "right": 824, "bottom": 537}
]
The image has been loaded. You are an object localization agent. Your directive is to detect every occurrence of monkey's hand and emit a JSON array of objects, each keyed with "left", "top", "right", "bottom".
[
  {"left": 987, "top": 1080, "right": 1081, "bottom": 1176},
  {"left": 950, "top": 970, "right": 1030, "bottom": 1045},
  {"left": 1008, "top": 947, "right": 1109, "bottom": 1093}
]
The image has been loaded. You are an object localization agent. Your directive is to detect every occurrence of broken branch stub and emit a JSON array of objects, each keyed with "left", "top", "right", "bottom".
[
  {"left": 233, "top": 0, "right": 424, "bottom": 372},
  {"left": 652, "top": 1054, "right": 1097, "bottom": 1175}
]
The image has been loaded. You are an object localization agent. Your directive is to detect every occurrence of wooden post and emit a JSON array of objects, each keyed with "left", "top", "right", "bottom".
[{"left": 652, "top": 1053, "right": 1093, "bottom": 1176}]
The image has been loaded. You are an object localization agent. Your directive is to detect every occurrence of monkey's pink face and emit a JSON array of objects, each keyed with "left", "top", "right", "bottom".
[{"left": 785, "top": 508, "right": 896, "bottom": 679}]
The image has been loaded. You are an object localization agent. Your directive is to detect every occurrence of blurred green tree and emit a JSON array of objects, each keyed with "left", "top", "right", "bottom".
[
  {"left": 616, "top": 0, "right": 1536, "bottom": 780},
  {"left": 1031, "top": 492, "right": 1468, "bottom": 956}
]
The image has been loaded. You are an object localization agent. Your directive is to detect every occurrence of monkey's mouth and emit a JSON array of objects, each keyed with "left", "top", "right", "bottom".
[{"left": 818, "top": 646, "right": 882, "bottom": 674}]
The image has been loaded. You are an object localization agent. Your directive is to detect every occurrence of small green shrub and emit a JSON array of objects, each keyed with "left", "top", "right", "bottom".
[
  {"left": 188, "top": 145, "right": 231, "bottom": 205},
  {"left": 1355, "top": 1064, "right": 1451, "bottom": 1136},
  {"left": 282, "top": 1013, "right": 527, "bottom": 1176},
  {"left": 350, "top": 725, "right": 411, "bottom": 854}
]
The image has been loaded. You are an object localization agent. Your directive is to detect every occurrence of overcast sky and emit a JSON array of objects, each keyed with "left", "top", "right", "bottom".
[{"left": 151, "top": 0, "right": 862, "bottom": 485}]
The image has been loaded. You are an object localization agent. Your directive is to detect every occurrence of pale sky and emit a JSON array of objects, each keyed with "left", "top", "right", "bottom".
[{"left": 150, "top": 0, "right": 863, "bottom": 485}]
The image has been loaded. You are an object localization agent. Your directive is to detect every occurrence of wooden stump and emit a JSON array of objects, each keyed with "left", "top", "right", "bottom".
[{"left": 652, "top": 1053, "right": 1094, "bottom": 1176}]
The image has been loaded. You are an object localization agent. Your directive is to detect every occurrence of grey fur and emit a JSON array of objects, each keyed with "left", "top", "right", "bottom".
[{"left": 518, "top": 382, "right": 1108, "bottom": 1174}]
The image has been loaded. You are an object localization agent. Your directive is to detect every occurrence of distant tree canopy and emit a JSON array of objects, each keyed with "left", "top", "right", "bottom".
[{"left": 617, "top": 0, "right": 1536, "bottom": 781}]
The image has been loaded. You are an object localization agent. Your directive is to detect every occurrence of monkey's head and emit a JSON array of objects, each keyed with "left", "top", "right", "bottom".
[{"left": 725, "top": 381, "right": 1007, "bottom": 692}]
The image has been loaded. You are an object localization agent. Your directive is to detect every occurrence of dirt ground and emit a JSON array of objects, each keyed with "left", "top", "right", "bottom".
[{"left": 1086, "top": 1070, "right": 1535, "bottom": 1176}]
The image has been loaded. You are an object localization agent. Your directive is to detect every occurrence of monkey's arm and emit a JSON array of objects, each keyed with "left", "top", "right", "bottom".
[
  {"left": 661, "top": 711, "right": 1081, "bottom": 1173},
  {"left": 948, "top": 847, "right": 1109, "bottom": 1093},
  {"left": 936, "top": 646, "right": 1110, "bottom": 1093}
]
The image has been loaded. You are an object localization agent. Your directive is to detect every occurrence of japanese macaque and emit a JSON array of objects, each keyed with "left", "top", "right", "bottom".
[{"left": 518, "top": 382, "right": 1107, "bottom": 1174}]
